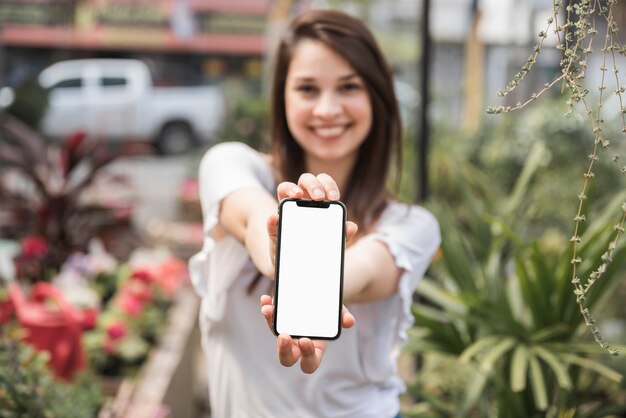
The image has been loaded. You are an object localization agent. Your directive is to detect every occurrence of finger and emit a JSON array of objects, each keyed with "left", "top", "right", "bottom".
[
  {"left": 341, "top": 305, "right": 356, "bottom": 329},
  {"left": 345, "top": 221, "right": 358, "bottom": 244},
  {"left": 278, "top": 334, "right": 300, "bottom": 367},
  {"left": 267, "top": 214, "right": 279, "bottom": 242},
  {"left": 298, "top": 338, "right": 325, "bottom": 374},
  {"left": 260, "top": 295, "right": 274, "bottom": 329},
  {"left": 298, "top": 173, "right": 325, "bottom": 200},
  {"left": 316, "top": 173, "right": 340, "bottom": 201},
  {"left": 276, "top": 181, "right": 303, "bottom": 201},
  {"left": 267, "top": 214, "right": 279, "bottom": 275}
]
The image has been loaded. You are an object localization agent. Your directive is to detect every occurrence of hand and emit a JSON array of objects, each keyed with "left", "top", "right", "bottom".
[
  {"left": 266, "top": 173, "right": 358, "bottom": 275},
  {"left": 263, "top": 173, "right": 359, "bottom": 373},
  {"left": 260, "top": 295, "right": 355, "bottom": 374}
]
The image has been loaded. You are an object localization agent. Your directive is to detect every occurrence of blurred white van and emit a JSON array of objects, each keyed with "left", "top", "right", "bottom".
[{"left": 38, "top": 59, "right": 224, "bottom": 154}]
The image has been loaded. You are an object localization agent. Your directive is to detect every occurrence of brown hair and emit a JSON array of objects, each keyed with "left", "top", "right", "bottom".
[{"left": 270, "top": 9, "right": 402, "bottom": 231}]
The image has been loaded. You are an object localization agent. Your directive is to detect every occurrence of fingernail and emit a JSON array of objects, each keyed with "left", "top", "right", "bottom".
[
  {"left": 328, "top": 190, "right": 339, "bottom": 200},
  {"left": 292, "top": 187, "right": 301, "bottom": 195},
  {"left": 313, "top": 188, "right": 323, "bottom": 198}
]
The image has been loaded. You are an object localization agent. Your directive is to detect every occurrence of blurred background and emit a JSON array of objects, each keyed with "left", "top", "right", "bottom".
[{"left": 1, "top": 0, "right": 626, "bottom": 417}]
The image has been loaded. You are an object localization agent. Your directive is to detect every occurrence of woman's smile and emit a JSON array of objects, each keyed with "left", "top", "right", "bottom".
[{"left": 310, "top": 124, "right": 351, "bottom": 140}]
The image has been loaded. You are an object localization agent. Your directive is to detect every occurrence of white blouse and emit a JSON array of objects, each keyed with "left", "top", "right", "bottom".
[{"left": 189, "top": 142, "right": 441, "bottom": 418}]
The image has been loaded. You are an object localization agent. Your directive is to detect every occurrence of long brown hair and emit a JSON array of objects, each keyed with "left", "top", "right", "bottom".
[{"left": 270, "top": 9, "right": 402, "bottom": 232}]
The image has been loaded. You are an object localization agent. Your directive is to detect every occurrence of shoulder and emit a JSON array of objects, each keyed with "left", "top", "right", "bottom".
[
  {"left": 380, "top": 201, "right": 439, "bottom": 234},
  {"left": 372, "top": 201, "right": 441, "bottom": 251},
  {"left": 197, "top": 142, "right": 275, "bottom": 197},
  {"left": 201, "top": 141, "right": 265, "bottom": 165},
  {"left": 199, "top": 142, "right": 271, "bottom": 176}
]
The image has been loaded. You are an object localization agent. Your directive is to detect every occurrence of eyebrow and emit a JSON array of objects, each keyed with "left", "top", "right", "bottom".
[{"left": 292, "top": 73, "right": 360, "bottom": 82}]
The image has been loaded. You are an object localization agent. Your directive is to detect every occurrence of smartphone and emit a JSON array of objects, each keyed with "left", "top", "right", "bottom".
[{"left": 273, "top": 198, "right": 346, "bottom": 340}]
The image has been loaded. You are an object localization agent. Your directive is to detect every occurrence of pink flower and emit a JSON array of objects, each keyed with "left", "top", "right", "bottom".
[
  {"left": 118, "top": 293, "right": 143, "bottom": 316},
  {"left": 106, "top": 322, "right": 127, "bottom": 341},
  {"left": 153, "top": 258, "right": 189, "bottom": 297},
  {"left": 21, "top": 236, "right": 49, "bottom": 259}
]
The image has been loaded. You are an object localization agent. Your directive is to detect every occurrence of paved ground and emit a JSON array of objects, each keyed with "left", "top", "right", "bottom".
[{"left": 108, "top": 153, "right": 196, "bottom": 226}]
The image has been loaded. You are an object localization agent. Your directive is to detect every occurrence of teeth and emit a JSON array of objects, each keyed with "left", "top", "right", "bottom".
[{"left": 315, "top": 126, "right": 344, "bottom": 137}]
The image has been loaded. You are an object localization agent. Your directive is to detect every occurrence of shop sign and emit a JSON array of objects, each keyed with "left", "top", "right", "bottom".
[
  {"left": 198, "top": 13, "right": 266, "bottom": 35},
  {"left": 93, "top": 1, "right": 168, "bottom": 28},
  {"left": 0, "top": 1, "right": 74, "bottom": 26}
]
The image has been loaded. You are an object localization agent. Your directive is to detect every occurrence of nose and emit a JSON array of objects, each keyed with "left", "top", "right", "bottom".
[{"left": 313, "top": 91, "right": 341, "bottom": 119}]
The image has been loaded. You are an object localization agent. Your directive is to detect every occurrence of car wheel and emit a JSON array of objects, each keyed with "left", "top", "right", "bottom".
[{"left": 158, "top": 122, "right": 195, "bottom": 155}]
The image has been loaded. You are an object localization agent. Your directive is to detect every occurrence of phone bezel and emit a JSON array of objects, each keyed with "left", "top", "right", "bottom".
[{"left": 272, "top": 198, "right": 346, "bottom": 340}]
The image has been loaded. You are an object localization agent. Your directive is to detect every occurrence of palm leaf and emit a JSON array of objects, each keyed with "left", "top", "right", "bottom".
[
  {"left": 528, "top": 354, "right": 548, "bottom": 411},
  {"left": 510, "top": 345, "right": 529, "bottom": 392}
]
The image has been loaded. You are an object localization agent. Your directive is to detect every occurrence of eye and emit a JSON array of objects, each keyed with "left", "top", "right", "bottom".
[
  {"left": 296, "top": 85, "right": 318, "bottom": 95},
  {"left": 339, "top": 82, "right": 362, "bottom": 92}
]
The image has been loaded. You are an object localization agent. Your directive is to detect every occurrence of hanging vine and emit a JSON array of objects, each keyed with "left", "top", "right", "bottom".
[{"left": 487, "top": 0, "right": 625, "bottom": 355}]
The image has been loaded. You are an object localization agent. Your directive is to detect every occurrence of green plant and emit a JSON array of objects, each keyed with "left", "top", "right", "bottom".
[
  {"left": 5, "top": 77, "right": 49, "bottom": 131},
  {"left": 407, "top": 143, "right": 626, "bottom": 417},
  {"left": 0, "top": 324, "right": 103, "bottom": 418},
  {"left": 217, "top": 90, "right": 268, "bottom": 151},
  {"left": 487, "top": 0, "right": 626, "bottom": 353}
]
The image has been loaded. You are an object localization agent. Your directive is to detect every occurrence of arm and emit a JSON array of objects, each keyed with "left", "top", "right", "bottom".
[
  {"left": 342, "top": 239, "right": 403, "bottom": 304},
  {"left": 218, "top": 188, "right": 278, "bottom": 278}
]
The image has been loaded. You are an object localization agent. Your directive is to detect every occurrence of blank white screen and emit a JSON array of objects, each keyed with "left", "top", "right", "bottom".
[{"left": 275, "top": 201, "right": 344, "bottom": 338}]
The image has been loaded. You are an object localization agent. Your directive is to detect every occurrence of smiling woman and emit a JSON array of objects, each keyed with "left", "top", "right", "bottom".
[{"left": 189, "top": 8, "right": 440, "bottom": 418}]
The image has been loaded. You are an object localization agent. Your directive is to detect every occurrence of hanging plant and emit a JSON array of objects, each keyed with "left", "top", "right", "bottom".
[{"left": 487, "top": 0, "right": 625, "bottom": 355}]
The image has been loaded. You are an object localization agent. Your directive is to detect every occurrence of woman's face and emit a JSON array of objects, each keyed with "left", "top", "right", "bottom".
[{"left": 284, "top": 39, "right": 372, "bottom": 167}]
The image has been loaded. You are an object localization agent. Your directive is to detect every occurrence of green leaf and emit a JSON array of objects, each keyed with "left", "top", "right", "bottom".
[
  {"left": 561, "top": 354, "right": 623, "bottom": 383},
  {"left": 415, "top": 279, "right": 467, "bottom": 315},
  {"left": 529, "top": 354, "right": 548, "bottom": 410},
  {"left": 503, "top": 141, "right": 546, "bottom": 218},
  {"left": 459, "top": 336, "right": 499, "bottom": 364},
  {"left": 533, "top": 346, "right": 572, "bottom": 390},
  {"left": 460, "top": 369, "right": 488, "bottom": 416},
  {"left": 478, "top": 337, "right": 516, "bottom": 374},
  {"left": 510, "top": 345, "right": 529, "bottom": 392},
  {"left": 529, "top": 324, "right": 571, "bottom": 343},
  {"left": 116, "top": 335, "right": 150, "bottom": 362}
]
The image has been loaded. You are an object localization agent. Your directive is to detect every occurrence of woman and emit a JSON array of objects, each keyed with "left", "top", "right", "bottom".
[{"left": 189, "top": 9, "right": 440, "bottom": 418}]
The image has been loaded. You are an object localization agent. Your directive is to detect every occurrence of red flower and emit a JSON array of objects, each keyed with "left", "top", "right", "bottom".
[
  {"left": 131, "top": 269, "right": 155, "bottom": 283},
  {"left": 21, "top": 236, "right": 49, "bottom": 259},
  {"left": 0, "top": 299, "right": 13, "bottom": 323},
  {"left": 80, "top": 308, "right": 98, "bottom": 330},
  {"left": 106, "top": 322, "right": 127, "bottom": 341}
]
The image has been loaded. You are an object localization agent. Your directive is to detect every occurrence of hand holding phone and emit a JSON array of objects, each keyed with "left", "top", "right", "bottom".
[{"left": 273, "top": 198, "right": 346, "bottom": 340}]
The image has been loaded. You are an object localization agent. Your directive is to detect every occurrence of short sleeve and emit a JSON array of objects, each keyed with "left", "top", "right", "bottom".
[
  {"left": 355, "top": 203, "right": 440, "bottom": 382},
  {"left": 362, "top": 203, "right": 440, "bottom": 281},
  {"left": 197, "top": 141, "right": 275, "bottom": 236},
  {"left": 188, "top": 142, "right": 274, "bottom": 316}
]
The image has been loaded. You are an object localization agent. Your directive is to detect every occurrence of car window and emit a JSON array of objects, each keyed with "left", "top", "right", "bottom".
[
  {"left": 51, "top": 78, "right": 83, "bottom": 89},
  {"left": 100, "top": 77, "right": 127, "bottom": 87}
]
